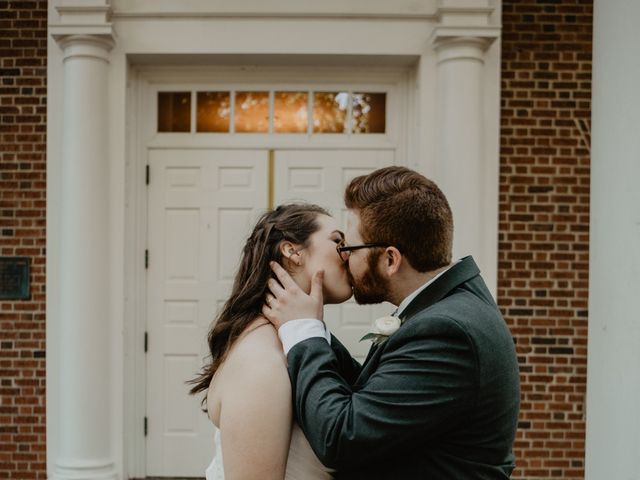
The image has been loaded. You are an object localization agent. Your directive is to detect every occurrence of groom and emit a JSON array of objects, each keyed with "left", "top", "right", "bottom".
[{"left": 263, "top": 166, "right": 520, "bottom": 479}]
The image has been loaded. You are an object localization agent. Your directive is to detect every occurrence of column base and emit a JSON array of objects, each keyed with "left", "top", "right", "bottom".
[{"left": 52, "top": 458, "right": 118, "bottom": 480}]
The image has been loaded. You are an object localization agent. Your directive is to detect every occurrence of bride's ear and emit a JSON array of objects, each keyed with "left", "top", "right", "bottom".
[{"left": 279, "top": 241, "right": 303, "bottom": 267}]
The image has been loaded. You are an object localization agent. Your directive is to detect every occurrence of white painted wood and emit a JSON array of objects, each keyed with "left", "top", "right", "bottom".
[
  {"left": 432, "top": 35, "right": 499, "bottom": 295},
  {"left": 50, "top": 35, "right": 118, "bottom": 480},
  {"left": 114, "top": 19, "right": 433, "bottom": 57},
  {"left": 47, "top": 1, "right": 502, "bottom": 476},
  {"left": 274, "top": 149, "right": 396, "bottom": 361},
  {"left": 146, "top": 149, "right": 268, "bottom": 476},
  {"left": 586, "top": 1, "right": 640, "bottom": 478},
  {"left": 112, "top": 0, "right": 439, "bottom": 18}
]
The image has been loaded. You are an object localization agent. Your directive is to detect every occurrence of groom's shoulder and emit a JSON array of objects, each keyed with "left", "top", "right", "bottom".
[
  {"left": 408, "top": 285, "right": 475, "bottom": 315},
  {"left": 400, "top": 286, "right": 502, "bottom": 336},
  {"left": 395, "top": 304, "right": 469, "bottom": 345},
  {"left": 394, "top": 286, "right": 515, "bottom": 368}
]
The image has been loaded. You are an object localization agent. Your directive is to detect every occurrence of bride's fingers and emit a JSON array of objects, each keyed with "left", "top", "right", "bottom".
[
  {"left": 270, "top": 261, "right": 299, "bottom": 290},
  {"left": 267, "top": 277, "right": 286, "bottom": 297},
  {"left": 265, "top": 293, "right": 276, "bottom": 307},
  {"left": 309, "top": 270, "right": 324, "bottom": 303}
]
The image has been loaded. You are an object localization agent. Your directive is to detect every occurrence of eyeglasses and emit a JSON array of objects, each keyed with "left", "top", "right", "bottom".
[{"left": 336, "top": 241, "right": 390, "bottom": 262}]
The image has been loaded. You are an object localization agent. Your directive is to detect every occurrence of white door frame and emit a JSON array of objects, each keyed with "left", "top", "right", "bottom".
[{"left": 124, "top": 63, "right": 414, "bottom": 477}]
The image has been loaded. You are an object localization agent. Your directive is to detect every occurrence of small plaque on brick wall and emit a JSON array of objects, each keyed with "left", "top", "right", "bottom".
[{"left": 0, "top": 257, "right": 30, "bottom": 300}]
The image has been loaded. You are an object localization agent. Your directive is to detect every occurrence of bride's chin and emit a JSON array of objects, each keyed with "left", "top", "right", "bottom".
[{"left": 324, "top": 287, "right": 353, "bottom": 305}]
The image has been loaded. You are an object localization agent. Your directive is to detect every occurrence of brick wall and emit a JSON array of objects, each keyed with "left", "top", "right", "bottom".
[
  {"left": 499, "top": 1, "right": 592, "bottom": 479},
  {"left": 0, "top": 1, "right": 48, "bottom": 478}
]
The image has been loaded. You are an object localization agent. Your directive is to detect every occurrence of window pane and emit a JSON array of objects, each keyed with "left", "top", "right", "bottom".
[
  {"left": 197, "top": 92, "right": 231, "bottom": 132},
  {"left": 352, "top": 92, "right": 386, "bottom": 134},
  {"left": 158, "top": 92, "right": 191, "bottom": 132},
  {"left": 313, "top": 92, "right": 348, "bottom": 133},
  {"left": 274, "top": 92, "right": 308, "bottom": 133},
  {"left": 235, "top": 91, "right": 269, "bottom": 133}
]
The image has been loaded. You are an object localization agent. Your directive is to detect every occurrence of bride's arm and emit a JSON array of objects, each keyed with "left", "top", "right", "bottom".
[{"left": 219, "top": 333, "right": 293, "bottom": 480}]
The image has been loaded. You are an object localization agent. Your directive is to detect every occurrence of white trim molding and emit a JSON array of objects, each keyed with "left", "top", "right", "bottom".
[
  {"left": 111, "top": 0, "right": 440, "bottom": 19},
  {"left": 55, "top": 34, "right": 115, "bottom": 62},
  {"left": 50, "top": 0, "right": 116, "bottom": 40}
]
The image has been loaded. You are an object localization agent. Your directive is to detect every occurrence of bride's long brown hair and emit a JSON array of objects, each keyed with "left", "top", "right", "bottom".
[{"left": 188, "top": 203, "right": 329, "bottom": 402}]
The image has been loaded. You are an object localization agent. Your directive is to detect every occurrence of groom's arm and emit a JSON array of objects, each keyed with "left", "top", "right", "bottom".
[
  {"left": 277, "top": 319, "right": 362, "bottom": 386},
  {"left": 262, "top": 263, "right": 476, "bottom": 469},
  {"left": 286, "top": 322, "right": 476, "bottom": 471},
  {"left": 329, "top": 334, "right": 362, "bottom": 386}
]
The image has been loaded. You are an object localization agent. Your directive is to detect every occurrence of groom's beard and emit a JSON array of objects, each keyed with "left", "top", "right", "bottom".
[{"left": 348, "top": 251, "right": 391, "bottom": 305}]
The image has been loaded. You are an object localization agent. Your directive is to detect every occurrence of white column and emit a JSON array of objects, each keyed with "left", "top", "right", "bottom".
[
  {"left": 585, "top": 1, "right": 640, "bottom": 478},
  {"left": 432, "top": 35, "right": 497, "bottom": 289},
  {"left": 52, "top": 35, "right": 117, "bottom": 480}
]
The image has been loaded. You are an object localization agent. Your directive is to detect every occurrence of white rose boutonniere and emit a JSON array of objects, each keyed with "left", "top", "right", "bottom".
[{"left": 360, "top": 315, "right": 402, "bottom": 346}]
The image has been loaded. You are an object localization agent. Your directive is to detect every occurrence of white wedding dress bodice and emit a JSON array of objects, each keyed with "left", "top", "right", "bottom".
[
  {"left": 205, "top": 428, "right": 225, "bottom": 480},
  {"left": 205, "top": 422, "right": 332, "bottom": 480}
]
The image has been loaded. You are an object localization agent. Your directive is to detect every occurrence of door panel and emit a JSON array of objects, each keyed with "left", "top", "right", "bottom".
[{"left": 146, "top": 149, "right": 268, "bottom": 476}]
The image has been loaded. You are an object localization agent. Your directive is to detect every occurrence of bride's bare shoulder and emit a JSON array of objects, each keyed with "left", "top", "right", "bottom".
[
  {"left": 207, "top": 319, "right": 287, "bottom": 425},
  {"left": 226, "top": 318, "right": 286, "bottom": 369}
]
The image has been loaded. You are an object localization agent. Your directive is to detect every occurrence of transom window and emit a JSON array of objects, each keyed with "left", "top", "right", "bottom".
[{"left": 157, "top": 90, "right": 386, "bottom": 134}]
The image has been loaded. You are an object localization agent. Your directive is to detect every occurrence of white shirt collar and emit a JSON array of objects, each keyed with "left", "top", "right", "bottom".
[{"left": 395, "top": 259, "right": 460, "bottom": 317}]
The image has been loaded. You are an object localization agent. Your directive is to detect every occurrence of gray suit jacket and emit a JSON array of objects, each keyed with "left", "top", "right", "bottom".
[{"left": 287, "top": 256, "right": 520, "bottom": 479}]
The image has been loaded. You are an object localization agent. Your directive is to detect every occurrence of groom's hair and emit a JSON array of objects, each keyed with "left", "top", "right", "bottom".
[{"left": 344, "top": 166, "right": 453, "bottom": 272}]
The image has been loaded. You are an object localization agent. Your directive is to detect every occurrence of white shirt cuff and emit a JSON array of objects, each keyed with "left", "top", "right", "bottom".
[{"left": 278, "top": 318, "right": 331, "bottom": 355}]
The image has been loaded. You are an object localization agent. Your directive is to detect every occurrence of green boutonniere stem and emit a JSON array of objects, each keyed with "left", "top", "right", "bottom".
[{"left": 360, "top": 332, "right": 390, "bottom": 346}]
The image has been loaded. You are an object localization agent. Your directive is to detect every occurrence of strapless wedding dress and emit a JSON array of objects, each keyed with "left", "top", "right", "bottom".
[{"left": 205, "top": 422, "right": 332, "bottom": 480}]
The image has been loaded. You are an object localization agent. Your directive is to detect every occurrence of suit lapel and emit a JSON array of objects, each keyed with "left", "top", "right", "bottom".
[
  {"left": 355, "top": 344, "right": 385, "bottom": 386},
  {"left": 398, "top": 256, "right": 480, "bottom": 322},
  {"left": 362, "top": 342, "right": 379, "bottom": 366}
]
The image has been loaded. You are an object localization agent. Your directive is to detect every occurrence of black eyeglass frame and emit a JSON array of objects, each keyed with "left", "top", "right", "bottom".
[{"left": 336, "top": 242, "right": 391, "bottom": 260}]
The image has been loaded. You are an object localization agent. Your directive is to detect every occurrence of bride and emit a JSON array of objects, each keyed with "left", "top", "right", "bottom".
[{"left": 189, "top": 204, "right": 353, "bottom": 480}]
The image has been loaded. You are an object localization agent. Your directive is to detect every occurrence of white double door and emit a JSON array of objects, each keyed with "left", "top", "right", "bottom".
[{"left": 146, "top": 148, "right": 394, "bottom": 476}]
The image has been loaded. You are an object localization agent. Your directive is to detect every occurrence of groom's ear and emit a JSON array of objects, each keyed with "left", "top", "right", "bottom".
[{"left": 384, "top": 247, "right": 403, "bottom": 276}]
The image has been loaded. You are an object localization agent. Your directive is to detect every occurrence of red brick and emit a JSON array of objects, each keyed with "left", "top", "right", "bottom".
[
  {"left": 500, "top": 1, "right": 591, "bottom": 478},
  {"left": 0, "top": 0, "right": 47, "bottom": 478}
]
